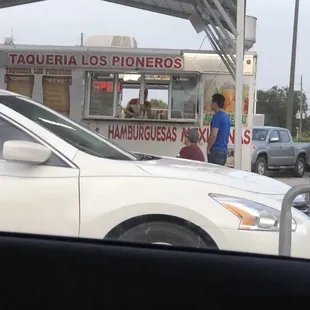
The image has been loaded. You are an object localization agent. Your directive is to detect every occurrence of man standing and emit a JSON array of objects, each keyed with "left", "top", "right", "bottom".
[
  {"left": 207, "top": 93, "right": 231, "bottom": 166},
  {"left": 178, "top": 128, "right": 205, "bottom": 162}
]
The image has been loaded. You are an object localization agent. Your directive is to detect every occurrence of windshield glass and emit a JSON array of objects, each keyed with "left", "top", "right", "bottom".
[
  {"left": 252, "top": 128, "right": 268, "bottom": 141},
  {"left": 1, "top": 95, "right": 139, "bottom": 161}
]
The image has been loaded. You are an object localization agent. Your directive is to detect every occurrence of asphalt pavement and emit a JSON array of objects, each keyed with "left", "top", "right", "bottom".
[{"left": 271, "top": 171, "right": 310, "bottom": 186}]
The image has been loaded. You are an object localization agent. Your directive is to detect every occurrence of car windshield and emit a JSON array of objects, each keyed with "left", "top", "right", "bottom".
[
  {"left": 0, "top": 95, "right": 139, "bottom": 161},
  {"left": 252, "top": 128, "right": 268, "bottom": 141}
]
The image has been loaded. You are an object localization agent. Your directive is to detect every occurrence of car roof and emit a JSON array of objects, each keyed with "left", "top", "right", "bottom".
[{"left": 253, "top": 126, "right": 286, "bottom": 131}]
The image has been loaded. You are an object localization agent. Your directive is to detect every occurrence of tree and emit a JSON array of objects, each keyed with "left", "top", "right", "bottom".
[
  {"left": 256, "top": 86, "right": 308, "bottom": 136},
  {"left": 150, "top": 98, "right": 168, "bottom": 109}
]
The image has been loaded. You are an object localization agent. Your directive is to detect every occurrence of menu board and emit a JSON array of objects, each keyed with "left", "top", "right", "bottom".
[
  {"left": 183, "top": 100, "right": 196, "bottom": 119},
  {"left": 42, "top": 75, "right": 72, "bottom": 115},
  {"left": 5, "top": 74, "right": 34, "bottom": 98},
  {"left": 89, "top": 78, "right": 115, "bottom": 116}
]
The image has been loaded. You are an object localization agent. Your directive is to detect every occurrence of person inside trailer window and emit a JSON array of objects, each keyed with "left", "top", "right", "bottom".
[{"left": 124, "top": 88, "right": 152, "bottom": 118}]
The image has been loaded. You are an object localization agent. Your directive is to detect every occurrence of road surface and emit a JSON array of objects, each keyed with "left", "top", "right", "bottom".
[{"left": 272, "top": 172, "right": 310, "bottom": 186}]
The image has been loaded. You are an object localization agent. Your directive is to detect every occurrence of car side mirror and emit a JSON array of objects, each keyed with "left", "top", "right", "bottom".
[
  {"left": 269, "top": 137, "right": 280, "bottom": 143},
  {"left": 3, "top": 140, "right": 51, "bottom": 164}
]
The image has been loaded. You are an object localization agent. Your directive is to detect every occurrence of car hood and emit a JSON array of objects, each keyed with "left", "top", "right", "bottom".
[{"left": 136, "top": 156, "right": 291, "bottom": 195}]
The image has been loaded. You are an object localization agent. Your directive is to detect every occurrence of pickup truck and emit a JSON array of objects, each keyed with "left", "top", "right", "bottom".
[{"left": 251, "top": 126, "right": 310, "bottom": 177}]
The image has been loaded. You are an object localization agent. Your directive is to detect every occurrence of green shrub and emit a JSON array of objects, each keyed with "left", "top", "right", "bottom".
[{"left": 293, "top": 135, "right": 310, "bottom": 142}]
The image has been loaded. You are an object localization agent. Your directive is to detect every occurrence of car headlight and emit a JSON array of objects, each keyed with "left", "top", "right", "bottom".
[{"left": 209, "top": 194, "right": 297, "bottom": 231}]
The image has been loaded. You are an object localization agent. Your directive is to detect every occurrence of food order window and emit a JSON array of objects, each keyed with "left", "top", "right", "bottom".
[{"left": 84, "top": 72, "right": 199, "bottom": 122}]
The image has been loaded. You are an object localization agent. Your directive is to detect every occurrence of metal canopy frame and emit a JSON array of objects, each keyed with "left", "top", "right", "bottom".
[{"left": 102, "top": 0, "right": 241, "bottom": 76}]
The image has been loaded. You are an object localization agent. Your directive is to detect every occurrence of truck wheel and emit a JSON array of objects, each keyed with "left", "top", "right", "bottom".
[
  {"left": 293, "top": 156, "right": 305, "bottom": 178},
  {"left": 117, "top": 221, "right": 211, "bottom": 248},
  {"left": 254, "top": 156, "right": 267, "bottom": 175}
]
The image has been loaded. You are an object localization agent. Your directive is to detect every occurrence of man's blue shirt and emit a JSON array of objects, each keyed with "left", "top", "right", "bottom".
[{"left": 210, "top": 111, "right": 231, "bottom": 152}]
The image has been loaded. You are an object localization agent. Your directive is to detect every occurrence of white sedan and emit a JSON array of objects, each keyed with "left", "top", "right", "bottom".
[{"left": 0, "top": 89, "right": 310, "bottom": 258}]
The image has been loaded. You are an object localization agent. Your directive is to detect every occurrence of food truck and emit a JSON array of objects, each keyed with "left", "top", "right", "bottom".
[{"left": 0, "top": 41, "right": 257, "bottom": 171}]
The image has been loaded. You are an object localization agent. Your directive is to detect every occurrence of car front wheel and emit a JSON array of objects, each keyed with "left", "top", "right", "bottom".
[
  {"left": 293, "top": 156, "right": 305, "bottom": 178},
  {"left": 254, "top": 156, "right": 267, "bottom": 176},
  {"left": 117, "top": 221, "right": 213, "bottom": 248}
]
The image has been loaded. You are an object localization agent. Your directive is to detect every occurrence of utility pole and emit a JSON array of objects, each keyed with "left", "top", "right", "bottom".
[
  {"left": 234, "top": 0, "right": 246, "bottom": 170},
  {"left": 10, "top": 28, "right": 14, "bottom": 42},
  {"left": 286, "top": 0, "right": 300, "bottom": 132},
  {"left": 299, "top": 75, "right": 303, "bottom": 135},
  {"left": 80, "top": 33, "right": 84, "bottom": 47}
]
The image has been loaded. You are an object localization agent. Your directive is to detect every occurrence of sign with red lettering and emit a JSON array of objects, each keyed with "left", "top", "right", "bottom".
[
  {"left": 107, "top": 124, "right": 251, "bottom": 145},
  {"left": 92, "top": 80, "right": 121, "bottom": 93},
  {"left": 6, "top": 53, "right": 184, "bottom": 70},
  {"left": 180, "top": 127, "right": 251, "bottom": 145},
  {"left": 108, "top": 124, "right": 178, "bottom": 142}
]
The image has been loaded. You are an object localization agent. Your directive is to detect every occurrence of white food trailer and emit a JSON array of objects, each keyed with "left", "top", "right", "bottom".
[{"left": 0, "top": 41, "right": 257, "bottom": 171}]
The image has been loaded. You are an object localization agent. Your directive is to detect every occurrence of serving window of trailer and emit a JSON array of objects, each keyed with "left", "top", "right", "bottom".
[{"left": 84, "top": 72, "right": 199, "bottom": 122}]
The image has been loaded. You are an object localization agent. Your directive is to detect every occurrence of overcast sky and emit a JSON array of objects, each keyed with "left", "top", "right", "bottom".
[{"left": 0, "top": 0, "right": 308, "bottom": 96}]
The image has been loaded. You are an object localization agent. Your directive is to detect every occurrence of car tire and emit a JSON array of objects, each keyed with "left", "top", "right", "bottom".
[
  {"left": 293, "top": 156, "right": 305, "bottom": 178},
  {"left": 117, "top": 221, "right": 212, "bottom": 248},
  {"left": 254, "top": 156, "right": 267, "bottom": 176}
]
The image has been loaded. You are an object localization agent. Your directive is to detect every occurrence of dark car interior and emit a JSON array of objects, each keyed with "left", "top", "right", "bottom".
[{"left": 0, "top": 232, "right": 309, "bottom": 308}]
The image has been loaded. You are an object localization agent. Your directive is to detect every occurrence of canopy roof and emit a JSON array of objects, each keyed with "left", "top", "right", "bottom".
[
  {"left": 102, "top": 0, "right": 237, "bottom": 33},
  {"left": 101, "top": 0, "right": 241, "bottom": 76},
  {"left": 0, "top": 0, "right": 243, "bottom": 76}
]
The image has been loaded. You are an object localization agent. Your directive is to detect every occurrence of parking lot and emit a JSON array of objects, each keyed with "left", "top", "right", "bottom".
[{"left": 273, "top": 172, "right": 310, "bottom": 186}]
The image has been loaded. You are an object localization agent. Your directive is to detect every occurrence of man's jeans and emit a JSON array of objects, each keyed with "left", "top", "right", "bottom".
[{"left": 207, "top": 149, "right": 227, "bottom": 166}]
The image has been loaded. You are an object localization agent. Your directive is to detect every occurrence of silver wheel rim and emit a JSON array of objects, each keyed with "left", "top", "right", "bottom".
[
  {"left": 152, "top": 242, "right": 173, "bottom": 246},
  {"left": 257, "top": 162, "right": 265, "bottom": 175},
  {"left": 298, "top": 161, "right": 304, "bottom": 174}
]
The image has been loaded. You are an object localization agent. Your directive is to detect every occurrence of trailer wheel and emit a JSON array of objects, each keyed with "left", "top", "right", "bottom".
[
  {"left": 293, "top": 156, "right": 305, "bottom": 178},
  {"left": 254, "top": 156, "right": 267, "bottom": 176}
]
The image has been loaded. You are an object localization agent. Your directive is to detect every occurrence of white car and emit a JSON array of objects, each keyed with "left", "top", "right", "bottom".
[{"left": 0, "top": 89, "right": 310, "bottom": 258}]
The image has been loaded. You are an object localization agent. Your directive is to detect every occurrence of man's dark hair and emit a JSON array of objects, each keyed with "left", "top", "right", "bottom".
[{"left": 212, "top": 93, "right": 225, "bottom": 109}]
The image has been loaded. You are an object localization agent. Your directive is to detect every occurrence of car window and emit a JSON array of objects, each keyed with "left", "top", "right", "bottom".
[
  {"left": 269, "top": 130, "right": 279, "bottom": 140},
  {"left": 0, "top": 95, "right": 139, "bottom": 161},
  {"left": 0, "top": 116, "right": 68, "bottom": 167},
  {"left": 279, "top": 130, "right": 290, "bottom": 143},
  {"left": 252, "top": 129, "right": 268, "bottom": 141}
]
